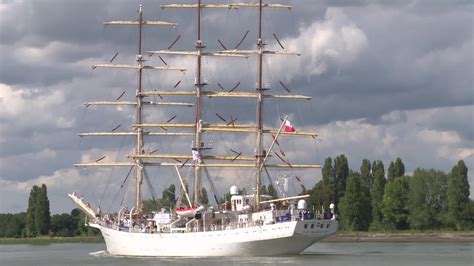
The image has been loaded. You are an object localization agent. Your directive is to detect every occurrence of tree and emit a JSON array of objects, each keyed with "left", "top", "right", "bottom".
[
  {"left": 201, "top": 188, "right": 209, "bottom": 205},
  {"left": 43, "top": 184, "right": 51, "bottom": 233},
  {"left": 318, "top": 157, "right": 337, "bottom": 211},
  {"left": 73, "top": 208, "right": 99, "bottom": 236},
  {"left": 267, "top": 184, "right": 278, "bottom": 199},
  {"left": 144, "top": 184, "right": 176, "bottom": 211},
  {"left": 370, "top": 160, "right": 386, "bottom": 230},
  {"left": 35, "top": 184, "right": 50, "bottom": 235},
  {"left": 387, "top": 161, "right": 396, "bottom": 181},
  {"left": 339, "top": 172, "right": 372, "bottom": 231},
  {"left": 408, "top": 169, "right": 448, "bottom": 229},
  {"left": 360, "top": 159, "right": 372, "bottom": 192},
  {"left": 162, "top": 184, "right": 176, "bottom": 204},
  {"left": 308, "top": 180, "right": 334, "bottom": 212},
  {"left": 143, "top": 199, "right": 161, "bottom": 212},
  {"left": 322, "top": 157, "right": 334, "bottom": 183},
  {"left": 467, "top": 200, "right": 474, "bottom": 229},
  {"left": 447, "top": 160, "right": 471, "bottom": 230},
  {"left": 26, "top": 184, "right": 50, "bottom": 236},
  {"left": 318, "top": 155, "right": 350, "bottom": 214},
  {"left": 26, "top": 184, "right": 51, "bottom": 236},
  {"left": 359, "top": 159, "right": 373, "bottom": 225},
  {"left": 394, "top": 158, "right": 405, "bottom": 178},
  {"left": 0, "top": 213, "right": 26, "bottom": 238},
  {"left": 381, "top": 176, "right": 410, "bottom": 230},
  {"left": 26, "top": 186, "right": 39, "bottom": 237},
  {"left": 388, "top": 158, "right": 405, "bottom": 181},
  {"left": 334, "top": 154, "right": 349, "bottom": 209},
  {"left": 156, "top": 184, "right": 177, "bottom": 211},
  {"left": 387, "top": 162, "right": 395, "bottom": 182},
  {"left": 50, "top": 212, "right": 80, "bottom": 237}
]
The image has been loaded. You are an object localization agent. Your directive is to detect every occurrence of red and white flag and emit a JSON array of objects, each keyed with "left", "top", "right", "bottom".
[{"left": 284, "top": 120, "right": 295, "bottom": 132}]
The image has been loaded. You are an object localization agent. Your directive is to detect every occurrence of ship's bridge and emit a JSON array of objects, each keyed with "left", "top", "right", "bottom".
[{"left": 230, "top": 194, "right": 272, "bottom": 211}]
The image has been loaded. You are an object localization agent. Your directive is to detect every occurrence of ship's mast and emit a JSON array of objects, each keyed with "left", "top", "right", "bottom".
[
  {"left": 77, "top": 3, "right": 323, "bottom": 211},
  {"left": 80, "top": 5, "right": 184, "bottom": 211},
  {"left": 193, "top": 0, "right": 204, "bottom": 205},
  {"left": 135, "top": 4, "right": 145, "bottom": 210},
  {"left": 255, "top": 0, "right": 264, "bottom": 209}
]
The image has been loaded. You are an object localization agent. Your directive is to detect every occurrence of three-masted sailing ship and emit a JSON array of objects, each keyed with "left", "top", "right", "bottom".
[{"left": 70, "top": 1, "right": 338, "bottom": 257}]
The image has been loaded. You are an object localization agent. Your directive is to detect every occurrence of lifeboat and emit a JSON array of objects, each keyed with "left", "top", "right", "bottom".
[{"left": 176, "top": 206, "right": 204, "bottom": 217}]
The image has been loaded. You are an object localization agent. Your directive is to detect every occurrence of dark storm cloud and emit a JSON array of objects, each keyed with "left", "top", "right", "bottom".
[
  {"left": 286, "top": 2, "right": 473, "bottom": 125},
  {"left": 1, "top": 1, "right": 108, "bottom": 46}
]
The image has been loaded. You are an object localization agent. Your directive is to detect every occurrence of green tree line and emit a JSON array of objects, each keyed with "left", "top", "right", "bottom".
[
  {"left": 1, "top": 157, "right": 472, "bottom": 238},
  {"left": 308, "top": 155, "right": 474, "bottom": 231},
  {"left": 0, "top": 184, "right": 98, "bottom": 238}
]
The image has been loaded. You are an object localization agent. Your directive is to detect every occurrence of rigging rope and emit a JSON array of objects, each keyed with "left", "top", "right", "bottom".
[
  {"left": 98, "top": 108, "right": 133, "bottom": 208},
  {"left": 143, "top": 168, "right": 159, "bottom": 206},
  {"left": 202, "top": 164, "right": 220, "bottom": 204},
  {"left": 99, "top": 69, "right": 136, "bottom": 210},
  {"left": 109, "top": 166, "right": 134, "bottom": 211},
  {"left": 120, "top": 172, "right": 134, "bottom": 208}
]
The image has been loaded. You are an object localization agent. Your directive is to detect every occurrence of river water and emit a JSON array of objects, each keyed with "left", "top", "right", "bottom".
[{"left": 0, "top": 242, "right": 472, "bottom": 266}]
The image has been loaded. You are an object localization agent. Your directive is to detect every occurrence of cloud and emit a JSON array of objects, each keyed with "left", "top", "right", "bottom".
[
  {"left": 0, "top": 83, "right": 74, "bottom": 137},
  {"left": 0, "top": 165, "right": 142, "bottom": 214},
  {"left": 417, "top": 129, "right": 462, "bottom": 145},
  {"left": 266, "top": 8, "right": 367, "bottom": 81},
  {"left": 314, "top": 105, "right": 474, "bottom": 194},
  {"left": 291, "top": 8, "right": 368, "bottom": 76},
  {"left": 0, "top": 168, "right": 84, "bottom": 213}
]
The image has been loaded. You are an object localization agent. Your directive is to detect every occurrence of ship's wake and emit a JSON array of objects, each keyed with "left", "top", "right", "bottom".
[{"left": 89, "top": 250, "right": 112, "bottom": 258}]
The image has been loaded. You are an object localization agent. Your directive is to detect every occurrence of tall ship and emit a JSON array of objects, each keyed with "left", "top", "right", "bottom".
[{"left": 70, "top": 0, "right": 337, "bottom": 257}]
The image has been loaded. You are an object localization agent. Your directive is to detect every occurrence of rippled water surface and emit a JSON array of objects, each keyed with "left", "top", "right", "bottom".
[{"left": 1, "top": 241, "right": 472, "bottom": 266}]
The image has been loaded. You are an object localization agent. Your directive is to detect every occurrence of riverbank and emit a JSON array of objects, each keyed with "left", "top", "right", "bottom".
[
  {"left": 0, "top": 236, "right": 104, "bottom": 245},
  {"left": 325, "top": 231, "right": 474, "bottom": 242}
]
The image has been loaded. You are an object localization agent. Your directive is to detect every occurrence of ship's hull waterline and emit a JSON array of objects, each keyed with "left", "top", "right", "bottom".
[{"left": 93, "top": 219, "right": 338, "bottom": 257}]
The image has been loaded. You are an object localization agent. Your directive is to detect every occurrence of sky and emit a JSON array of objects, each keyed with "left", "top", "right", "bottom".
[{"left": 0, "top": 0, "right": 473, "bottom": 214}]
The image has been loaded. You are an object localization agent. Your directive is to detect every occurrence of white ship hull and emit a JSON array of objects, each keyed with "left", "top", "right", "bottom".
[{"left": 93, "top": 219, "right": 337, "bottom": 257}]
